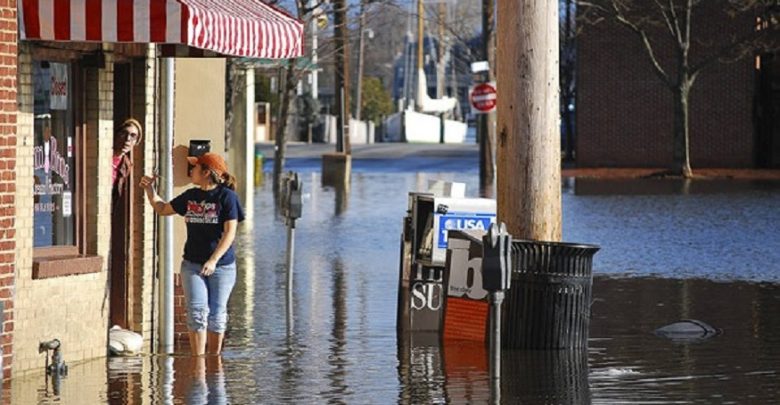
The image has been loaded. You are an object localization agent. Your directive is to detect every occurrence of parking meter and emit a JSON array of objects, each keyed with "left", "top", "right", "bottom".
[
  {"left": 482, "top": 223, "right": 512, "bottom": 292},
  {"left": 281, "top": 171, "right": 302, "bottom": 221},
  {"left": 282, "top": 172, "right": 303, "bottom": 318},
  {"left": 482, "top": 222, "right": 512, "bottom": 385}
]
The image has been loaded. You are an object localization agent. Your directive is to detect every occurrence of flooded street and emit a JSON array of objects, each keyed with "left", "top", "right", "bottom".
[{"left": 8, "top": 153, "right": 780, "bottom": 404}]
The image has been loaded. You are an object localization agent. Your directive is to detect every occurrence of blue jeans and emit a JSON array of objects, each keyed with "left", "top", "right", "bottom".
[{"left": 180, "top": 259, "right": 237, "bottom": 333}]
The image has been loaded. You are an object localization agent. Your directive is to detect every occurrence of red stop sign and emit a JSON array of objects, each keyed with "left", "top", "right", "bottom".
[{"left": 470, "top": 82, "right": 497, "bottom": 113}]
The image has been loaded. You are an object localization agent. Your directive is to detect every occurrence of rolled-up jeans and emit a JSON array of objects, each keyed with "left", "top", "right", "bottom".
[{"left": 181, "top": 259, "right": 237, "bottom": 333}]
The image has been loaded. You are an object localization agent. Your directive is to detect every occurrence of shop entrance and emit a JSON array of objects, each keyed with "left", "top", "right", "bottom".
[{"left": 110, "top": 60, "right": 136, "bottom": 329}]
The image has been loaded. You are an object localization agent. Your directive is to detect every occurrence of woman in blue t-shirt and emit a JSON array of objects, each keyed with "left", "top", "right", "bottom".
[{"left": 139, "top": 152, "right": 245, "bottom": 355}]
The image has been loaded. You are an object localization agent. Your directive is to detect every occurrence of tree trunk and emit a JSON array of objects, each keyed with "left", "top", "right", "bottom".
[
  {"left": 273, "top": 64, "right": 297, "bottom": 192},
  {"left": 562, "top": 0, "right": 575, "bottom": 162},
  {"left": 672, "top": 82, "right": 693, "bottom": 178},
  {"left": 563, "top": 108, "right": 574, "bottom": 162},
  {"left": 479, "top": 0, "right": 496, "bottom": 194},
  {"left": 496, "top": 0, "right": 561, "bottom": 241}
]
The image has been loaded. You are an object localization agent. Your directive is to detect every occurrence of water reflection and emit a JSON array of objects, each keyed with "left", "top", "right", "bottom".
[
  {"left": 333, "top": 182, "right": 350, "bottom": 216},
  {"left": 589, "top": 277, "right": 780, "bottom": 403},
  {"left": 8, "top": 171, "right": 780, "bottom": 404},
  {"left": 396, "top": 332, "right": 446, "bottom": 404},
  {"left": 502, "top": 349, "right": 590, "bottom": 404},
  {"left": 172, "top": 356, "right": 227, "bottom": 405},
  {"left": 324, "top": 257, "right": 351, "bottom": 400}
]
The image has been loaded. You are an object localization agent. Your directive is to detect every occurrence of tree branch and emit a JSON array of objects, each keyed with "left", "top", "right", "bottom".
[
  {"left": 609, "top": 1, "right": 674, "bottom": 86},
  {"left": 652, "top": 0, "right": 679, "bottom": 38}
]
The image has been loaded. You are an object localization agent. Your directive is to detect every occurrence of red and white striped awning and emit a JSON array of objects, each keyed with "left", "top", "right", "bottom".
[{"left": 18, "top": 0, "right": 304, "bottom": 59}]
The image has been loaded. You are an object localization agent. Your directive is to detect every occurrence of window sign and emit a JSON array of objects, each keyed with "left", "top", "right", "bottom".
[
  {"left": 33, "top": 61, "right": 76, "bottom": 247},
  {"left": 62, "top": 191, "right": 72, "bottom": 218},
  {"left": 49, "top": 62, "right": 68, "bottom": 110}
]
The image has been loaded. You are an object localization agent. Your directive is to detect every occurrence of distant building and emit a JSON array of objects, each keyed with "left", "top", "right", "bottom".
[
  {"left": 575, "top": 4, "right": 779, "bottom": 168},
  {"left": 391, "top": 35, "right": 476, "bottom": 120}
]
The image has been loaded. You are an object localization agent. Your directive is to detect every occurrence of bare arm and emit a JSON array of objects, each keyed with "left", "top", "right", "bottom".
[
  {"left": 139, "top": 175, "right": 177, "bottom": 216},
  {"left": 201, "top": 219, "right": 238, "bottom": 276}
]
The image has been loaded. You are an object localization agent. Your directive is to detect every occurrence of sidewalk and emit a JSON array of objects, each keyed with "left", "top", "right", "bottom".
[{"left": 562, "top": 167, "right": 780, "bottom": 180}]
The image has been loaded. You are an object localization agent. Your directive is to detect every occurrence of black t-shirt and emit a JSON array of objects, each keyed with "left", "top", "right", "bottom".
[{"left": 170, "top": 185, "right": 245, "bottom": 266}]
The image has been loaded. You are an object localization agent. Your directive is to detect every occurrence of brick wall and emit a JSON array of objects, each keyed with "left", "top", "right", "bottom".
[
  {"left": 0, "top": 1, "right": 16, "bottom": 380},
  {"left": 576, "top": 2, "right": 756, "bottom": 168},
  {"left": 13, "top": 43, "right": 113, "bottom": 376},
  {"left": 173, "top": 274, "right": 189, "bottom": 350},
  {"left": 129, "top": 46, "right": 157, "bottom": 348}
]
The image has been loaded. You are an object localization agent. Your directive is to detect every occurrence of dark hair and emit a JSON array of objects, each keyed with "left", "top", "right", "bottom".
[{"left": 203, "top": 164, "right": 237, "bottom": 190}]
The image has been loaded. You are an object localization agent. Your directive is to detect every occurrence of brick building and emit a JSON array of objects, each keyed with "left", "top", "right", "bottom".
[
  {"left": 0, "top": 1, "right": 302, "bottom": 382},
  {"left": 576, "top": 2, "right": 779, "bottom": 169}
]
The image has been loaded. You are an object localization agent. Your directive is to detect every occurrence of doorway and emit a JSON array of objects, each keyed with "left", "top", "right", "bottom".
[{"left": 110, "top": 61, "right": 134, "bottom": 328}]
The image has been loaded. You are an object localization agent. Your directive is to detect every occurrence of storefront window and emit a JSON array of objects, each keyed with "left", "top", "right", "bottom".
[{"left": 33, "top": 61, "right": 76, "bottom": 248}]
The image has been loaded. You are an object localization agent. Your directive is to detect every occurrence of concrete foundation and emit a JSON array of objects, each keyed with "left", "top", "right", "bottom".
[{"left": 321, "top": 153, "right": 352, "bottom": 187}]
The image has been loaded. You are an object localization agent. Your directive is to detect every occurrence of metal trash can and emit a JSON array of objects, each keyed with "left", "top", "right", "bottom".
[{"left": 503, "top": 240, "right": 600, "bottom": 349}]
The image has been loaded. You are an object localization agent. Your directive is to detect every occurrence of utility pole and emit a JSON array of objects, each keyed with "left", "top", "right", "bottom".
[
  {"left": 496, "top": 1, "right": 561, "bottom": 241},
  {"left": 355, "top": 0, "right": 366, "bottom": 121},
  {"left": 416, "top": 0, "right": 425, "bottom": 112},
  {"left": 436, "top": 1, "right": 447, "bottom": 99},
  {"left": 479, "top": 0, "right": 496, "bottom": 192},
  {"left": 310, "top": 0, "right": 319, "bottom": 100},
  {"left": 333, "top": 0, "right": 351, "bottom": 154}
]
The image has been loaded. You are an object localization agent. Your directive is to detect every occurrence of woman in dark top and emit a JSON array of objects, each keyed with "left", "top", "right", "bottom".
[{"left": 140, "top": 152, "right": 244, "bottom": 355}]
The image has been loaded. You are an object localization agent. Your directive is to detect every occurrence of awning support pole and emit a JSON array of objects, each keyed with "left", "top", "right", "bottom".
[{"left": 159, "top": 56, "right": 175, "bottom": 354}]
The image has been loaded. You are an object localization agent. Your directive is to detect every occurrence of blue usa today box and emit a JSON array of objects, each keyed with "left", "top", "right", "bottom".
[{"left": 437, "top": 212, "right": 496, "bottom": 249}]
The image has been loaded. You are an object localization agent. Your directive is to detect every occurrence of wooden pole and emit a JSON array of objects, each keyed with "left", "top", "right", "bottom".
[
  {"left": 496, "top": 1, "right": 561, "bottom": 241},
  {"left": 333, "top": 0, "right": 351, "bottom": 154}
]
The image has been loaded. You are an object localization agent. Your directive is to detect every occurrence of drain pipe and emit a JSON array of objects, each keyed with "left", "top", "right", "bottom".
[
  {"left": 159, "top": 56, "right": 175, "bottom": 354},
  {"left": 38, "top": 338, "right": 68, "bottom": 376}
]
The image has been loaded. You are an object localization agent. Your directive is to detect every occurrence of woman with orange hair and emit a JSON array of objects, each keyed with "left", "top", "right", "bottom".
[{"left": 139, "top": 152, "right": 244, "bottom": 355}]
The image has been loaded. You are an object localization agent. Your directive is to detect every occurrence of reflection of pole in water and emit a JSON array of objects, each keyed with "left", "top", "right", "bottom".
[
  {"left": 286, "top": 272, "right": 294, "bottom": 337},
  {"left": 158, "top": 355, "right": 175, "bottom": 404},
  {"left": 327, "top": 257, "right": 348, "bottom": 393},
  {"left": 285, "top": 219, "right": 296, "bottom": 334}
]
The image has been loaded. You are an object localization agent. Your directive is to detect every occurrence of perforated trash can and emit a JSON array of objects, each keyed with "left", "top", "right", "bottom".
[{"left": 503, "top": 240, "right": 600, "bottom": 349}]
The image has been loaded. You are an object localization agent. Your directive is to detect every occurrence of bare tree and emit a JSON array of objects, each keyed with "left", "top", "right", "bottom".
[
  {"left": 561, "top": 0, "right": 576, "bottom": 162},
  {"left": 579, "top": 0, "right": 779, "bottom": 177},
  {"left": 269, "top": 0, "right": 356, "bottom": 190}
]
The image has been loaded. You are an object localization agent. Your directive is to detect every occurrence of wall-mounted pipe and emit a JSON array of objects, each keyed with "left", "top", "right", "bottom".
[{"left": 38, "top": 338, "right": 67, "bottom": 376}]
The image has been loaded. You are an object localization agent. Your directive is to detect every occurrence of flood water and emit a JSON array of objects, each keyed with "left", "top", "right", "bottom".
[{"left": 9, "top": 156, "right": 780, "bottom": 404}]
